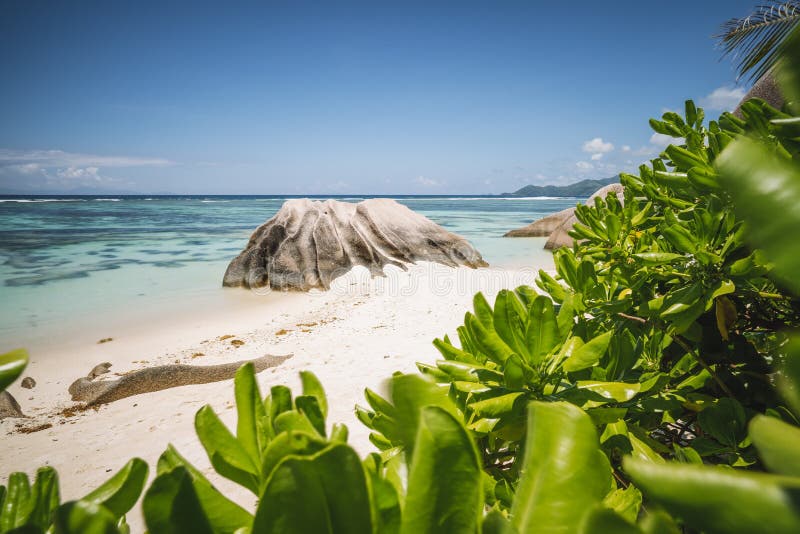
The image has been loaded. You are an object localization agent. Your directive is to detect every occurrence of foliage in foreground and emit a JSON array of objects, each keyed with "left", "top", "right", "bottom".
[
  {"left": 363, "top": 107, "right": 800, "bottom": 508},
  {"left": 4, "top": 18, "right": 800, "bottom": 534},
  {"left": 360, "top": 33, "right": 800, "bottom": 515}
]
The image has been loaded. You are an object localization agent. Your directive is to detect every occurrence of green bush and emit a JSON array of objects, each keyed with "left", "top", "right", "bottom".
[{"left": 360, "top": 99, "right": 800, "bottom": 505}]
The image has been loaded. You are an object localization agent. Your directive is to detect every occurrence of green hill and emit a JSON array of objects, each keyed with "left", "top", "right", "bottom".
[{"left": 501, "top": 175, "right": 619, "bottom": 197}]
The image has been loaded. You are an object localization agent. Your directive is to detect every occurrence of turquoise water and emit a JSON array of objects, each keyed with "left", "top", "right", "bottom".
[{"left": 0, "top": 195, "right": 579, "bottom": 348}]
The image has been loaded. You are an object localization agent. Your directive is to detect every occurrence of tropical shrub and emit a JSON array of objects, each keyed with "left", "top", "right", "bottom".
[
  {"left": 359, "top": 39, "right": 800, "bottom": 514},
  {"left": 141, "top": 365, "right": 652, "bottom": 534}
]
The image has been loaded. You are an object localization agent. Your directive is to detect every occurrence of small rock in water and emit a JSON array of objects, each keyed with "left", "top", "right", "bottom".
[{"left": 20, "top": 377, "right": 36, "bottom": 389}]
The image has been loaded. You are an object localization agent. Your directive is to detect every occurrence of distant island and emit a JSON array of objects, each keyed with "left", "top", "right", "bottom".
[{"left": 500, "top": 175, "right": 619, "bottom": 197}]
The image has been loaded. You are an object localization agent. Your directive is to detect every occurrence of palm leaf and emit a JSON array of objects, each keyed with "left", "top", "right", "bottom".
[{"left": 717, "top": 1, "right": 800, "bottom": 82}]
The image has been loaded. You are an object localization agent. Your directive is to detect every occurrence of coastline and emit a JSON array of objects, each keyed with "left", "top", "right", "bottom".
[{"left": 0, "top": 258, "right": 550, "bottom": 529}]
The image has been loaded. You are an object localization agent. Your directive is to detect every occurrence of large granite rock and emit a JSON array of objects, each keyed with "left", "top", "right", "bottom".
[
  {"left": 224, "top": 198, "right": 488, "bottom": 290},
  {"left": 545, "top": 183, "right": 624, "bottom": 250},
  {"left": 503, "top": 207, "right": 574, "bottom": 237},
  {"left": 734, "top": 71, "right": 783, "bottom": 117}
]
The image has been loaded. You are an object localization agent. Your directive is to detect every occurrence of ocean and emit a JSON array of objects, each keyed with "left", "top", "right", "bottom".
[{"left": 0, "top": 195, "right": 580, "bottom": 350}]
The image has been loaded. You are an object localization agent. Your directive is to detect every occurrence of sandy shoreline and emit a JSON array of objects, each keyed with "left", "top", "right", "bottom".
[{"left": 0, "top": 260, "right": 548, "bottom": 530}]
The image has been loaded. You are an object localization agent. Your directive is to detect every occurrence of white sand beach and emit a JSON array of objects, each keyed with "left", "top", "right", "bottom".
[{"left": 0, "top": 260, "right": 548, "bottom": 529}]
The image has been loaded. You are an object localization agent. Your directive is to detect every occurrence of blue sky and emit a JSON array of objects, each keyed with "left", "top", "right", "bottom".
[{"left": 0, "top": 0, "right": 758, "bottom": 195}]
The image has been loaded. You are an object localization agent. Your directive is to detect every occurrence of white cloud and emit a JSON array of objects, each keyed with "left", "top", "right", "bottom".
[
  {"left": 700, "top": 86, "right": 746, "bottom": 111},
  {"left": 415, "top": 175, "right": 441, "bottom": 187},
  {"left": 621, "top": 145, "right": 631, "bottom": 152},
  {"left": 0, "top": 148, "right": 172, "bottom": 168},
  {"left": 590, "top": 153, "right": 603, "bottom": 161},
  {"left": 576, "top": 161, "right": 594, "bottom": 171},
  {"left": 57, "top": 166, "right": 101, "bottom": 180},
  {"left": 582, "top": 137, "right": 614, "bottom": 154},
  {"left": 0, "top": 148, "right": 171, "bottom": 191}
]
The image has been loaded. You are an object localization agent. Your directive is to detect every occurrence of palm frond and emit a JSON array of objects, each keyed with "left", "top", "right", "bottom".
[{"left": 717, "top": 1, "right": 800, "bottom": 82}]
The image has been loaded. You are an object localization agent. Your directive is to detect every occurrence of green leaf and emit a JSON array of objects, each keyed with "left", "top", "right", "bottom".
[
  {"left": 295, "top": 396, "right": 327, "bottom": 437},
  {"left": 299, "top": 371, "right": 328, "bottom": 419},
  {"left": 157, "top": 445, "right": 253, "bottom": 533},
  {"left": 400, "top": 407, "right": 482, "bottom": 534},
  {"left": 363, "top": 454, "right": 401, "bottom": 534},
  {"left": 272, "top": 410, "right": 318, "bottom": 436},
  {"left": 269, "top": 385, "right": 293, "bottom": 423},
  {"left": 750, "top": 415, "right": 800, "bottom": 477},
  {"left": 579, "top": 506, "right": 641, "bottom": 534},
  {"left": 390, "top": 374, "right": 458, "bottom": 458},
  {"left": 21, "top": 467, "right": 60, "bottom": 531},
  {"left": 364, "top": 387, "right": 396, "bottom": 417},
  {"left": 253, "top": 444, "right": 373, "bottom": 534},
  {"left": 782, "top": 337, "right": 800, "bottom": 418},
  {"left": 330, "top": 422, "right": 348, "bottom": 443},
  {"left": 54, "top": 500, "right": 121, "bottom": 534},
  {"left": 467, "top": 314, "right": 516, "bottom": 365},
  {"left": 640, "top": 511, "right": 681, "bottom": 534},
  {"left": 538, "top": 270, "right": 567, "bottom": 302},
  {"left": 469, "top": 392, "right": 526, "bottom": 418},
  {"left": 503, "top": 355, "right": 528, "bottom": 389},
  {"left": 563, "top": 331, "right": 613, "bottom": 372},
  {"left": 661, "top": 224, "right": 697, "bottom": 254},
  {"left": 493, "top": 290, "right": 530, "bottom": 360},
  {"left": 233, "top": 363, "right": 265, "bottom": 465},
  {"left": 687, "top": 167, "right": 721, "bottom": 190},
  {"left": 697, "top": 398, "right": 747, "bottom": 449},
  {"left": 435, "top": 360, "right": 502, "bottom": 383},
  {"left": 526, "top": 296, "right": 560, "bottom": 364},
  {"left": 1, "top": 472, "right": 31, "bottom": 532},
  {"left": 473, "top": 292, "right": 495, "bottom": 329},
  {"left": 432, "top": 338, "right": 478, "bottom": 365},
  {"left": 482, "top": 510, "right": 517, "bottom": 534},
  {"left": 547, "top": 336, "right": 584, "bottom": 374},
  {"left": 576, "top": 381, "right": 641, "bottom": 402},
  {"left": 260, "top": 430, "right": 329, "bottom": 483},
  {"left": 665, "top": 144, "right": 707, "bottom": 171},
  {"left": 717, "top": 136, "right": 800, "bottom": 292},
  {"left": 142, "top": 467, "right": 214, "bottom": 534},
  {"left": 0, "top": 349, "right": 28, "bottom": 393},
  {"left": 511, "top": 402, "right": 611, "bottom": 534},
  {"left": 624, "top": 458, "right": 800, "bottom": 534},
  {"left": 602, "top": 485, "right": 642, "bottom": 524},
  {"left": 194, "top": 405, "right": 259, "bottom": 494},
  {"left": 631, "top": 253, "right": 684, "bottom": 265},
  {"left": 83, "top": 458, "right": 147, "bottom": 519},
  {"left": 556, "top": 298, "right": 575, "bottom": 338}
]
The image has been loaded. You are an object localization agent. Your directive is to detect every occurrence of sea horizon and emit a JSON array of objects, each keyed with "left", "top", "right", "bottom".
[{"left": 0, "top": 193, "right": 581, "bottom": 200}]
